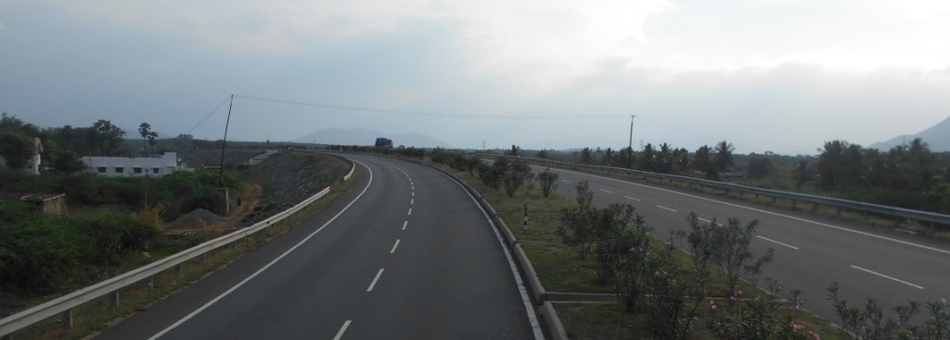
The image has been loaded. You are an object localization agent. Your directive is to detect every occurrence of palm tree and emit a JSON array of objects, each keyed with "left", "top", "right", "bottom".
[
  {"left": 713, "top": 140, "right": 735, "bottom": 175},
  {"left": 693, "top": 145, "right": 718, "bottom": 180},
  {"left": 138, "top": 122, "right": 152, "bottom": 155}
]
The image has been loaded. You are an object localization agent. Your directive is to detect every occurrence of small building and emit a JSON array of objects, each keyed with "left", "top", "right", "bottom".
[
  {"left": 0, "top": 193, "right": 66, "bottom": 215},
  {"left": 19, "top": 193, "right": 67, "bottom": 215},
  {"left": 82, "top": 152, "right": 184, "bottom": 178}
]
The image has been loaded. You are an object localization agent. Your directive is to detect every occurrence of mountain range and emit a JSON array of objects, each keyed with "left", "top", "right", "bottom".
[
  {"left": 293, "top": 128, "right": 452, "bottom": 148},
  {"left": 869, "top": 116, "right": 950, "bottom": 152}
]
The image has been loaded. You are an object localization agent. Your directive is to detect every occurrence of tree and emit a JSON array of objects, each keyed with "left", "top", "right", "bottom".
[
  {"left": 747, "top": 154, "right": 773, "bottom": 179},
  {"left": 816, "top": 140, "right": 863, "bottom": 192},
  {"left": 139, "top": 122, "right": 152, "bottom": 151},
  {"left": 90, "top": 120, "right": 126, "bottom": 156},
  {"left": 0, "top": 132, "right": 34, "bottom": 169},
  {"left": 147, "top": 132, "right": 158, "bottom": 153},
  {"left": 793, "top": 160, "right": 811, "bottom": 191},
  {"left": 714, "top": 140, "right": 735, "bottom": 175},
  {"left": 536, "top": 149, "right": 549, "bottom": 159},
  {"left": 692, "top": 145, "right": 719, "bottom": 180},
  {"left": 602, "top": 148, "right": 614, "bottom": 166},
  {"left": 580, "top": 147, "right": 595, "bottom": 164},
  {"left": 505, "top": 145, "right": 521, "bottom": 157},
  {"left": 537, "top": 168, "right": 559, "bottom": 198},
  {"left": 638, "top": 143, "right": 656, "bottom": 172}
]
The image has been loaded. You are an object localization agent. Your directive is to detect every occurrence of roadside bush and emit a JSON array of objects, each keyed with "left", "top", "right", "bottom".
[
  {"left": 0, "top": 203, "right": 91, "bottom": 294},
  {"left": 537, "top": 168, "right": 559, "bottom": 198},
  {"left": 827, "top": 282, "right": 950, "bottom": 340},
  {"left": 0, "top": 203, "right": 160, "bottom": 294},
  {"left": 65, "top": 211, "right": 160, "bottom": 265}
]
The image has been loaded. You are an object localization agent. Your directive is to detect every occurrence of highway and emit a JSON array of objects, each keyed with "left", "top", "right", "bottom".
[
  {"left": 93, "top": 155, "right": 542, "bottom": 340},
  {"left": 538, "top": 165, "right": 950, "bottom": 321}
]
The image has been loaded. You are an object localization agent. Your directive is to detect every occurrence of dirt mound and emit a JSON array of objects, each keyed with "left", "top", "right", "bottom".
[{"left": 164, "top": 208, "right": 232, "bottom": 233}]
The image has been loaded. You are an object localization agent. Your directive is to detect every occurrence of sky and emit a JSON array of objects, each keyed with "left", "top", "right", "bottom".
[{"left": 1, "top": 0, "right": 949, "bottom": 155}]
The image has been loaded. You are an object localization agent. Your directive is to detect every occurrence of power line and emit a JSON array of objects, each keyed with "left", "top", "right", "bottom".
[
  {"left": 232, "top": 94, "right": 630, "bottom": 119},
  {"left": 186, "top": 97, "right": 231, "bottom": 135}
]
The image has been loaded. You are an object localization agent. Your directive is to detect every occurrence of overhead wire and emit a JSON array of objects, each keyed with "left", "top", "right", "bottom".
[{"left": 232, "top": 94, "right": 631, "bottom": 119}]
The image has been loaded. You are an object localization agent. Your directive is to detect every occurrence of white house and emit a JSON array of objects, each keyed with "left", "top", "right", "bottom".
[{"left": 82, "top": 152, "right": 184, "bottom": 178}]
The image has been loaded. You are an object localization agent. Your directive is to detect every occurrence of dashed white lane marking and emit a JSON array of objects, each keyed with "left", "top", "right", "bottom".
[
  {"left": 412, "top": 191, "right": 414, "bottom": 197},
  {"left": 146, "top": 160, "right": 376, "bottom": 340},
  {"left": 402, "top": 221, "right": 408, "bottom": 230},
  {"left": 410, "top": 198, "right": 414, "bottom": 205},
  {"left": 624, "top": 196, "right": 641, "bottom": 202},
  {"left": 656, "top": 205, "right": 677, "bottom": 213},
  {"left": 390, "top": 239, "right": 401, "bottom": 253},
  {"left": 553, "top": 168, "right": 950, "bottom": 256},
  {"left": 599, "top": 189, "right": 613, "bottom": 194},
  {"left": 757, "top": 236, "right": 799, "bottom": 250},
  {"left": 697, "top": 217, "right": 723, "bottom": 226},
  {"left": 367, "top": 268, "right": 385, "bottom": 292},
  {"left": 407, "top": 208, "right": 412, "bottom": 216},
  {"left": 851, "top": 265, "right": 924, "bottom": 289},
  {"left": 333, "top": 320, "right": 351, "bottom": 340}
]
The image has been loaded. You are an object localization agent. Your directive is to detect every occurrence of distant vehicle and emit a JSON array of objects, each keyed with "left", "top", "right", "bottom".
[{"left": 375, "top": 137, "right": 393, "bottom": 148}]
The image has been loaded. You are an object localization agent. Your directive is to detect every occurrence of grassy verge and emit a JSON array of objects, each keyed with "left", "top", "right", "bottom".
[{"left": 8, "top": 169, "right": 359, "bottom": 340}]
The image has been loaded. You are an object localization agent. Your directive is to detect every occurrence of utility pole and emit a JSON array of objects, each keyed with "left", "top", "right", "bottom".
[{"left": 627, "top": 115, "right": 636, "bottom": 168}]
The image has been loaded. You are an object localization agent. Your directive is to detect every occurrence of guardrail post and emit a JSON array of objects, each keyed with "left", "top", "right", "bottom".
[
  {"left": 111, "top": 290, "right": 119, "bottom": 307},
  {"left": 177, "top": 263, "right": 184, "bottom": 277},
  {"left": 792, "top": 200, "right": 797, "bottom": 210},
  {"left": 202, "top": 253, "right": 208, "bottom": 265},
  {"left": 62, "top": 309, "right": 73, "bottom": 329},
  {"left": 812, "top": 202, "right": 818, "bottom": 212},
  {"left": 147, "top": 276, "right": 154, "bottom": 291}
]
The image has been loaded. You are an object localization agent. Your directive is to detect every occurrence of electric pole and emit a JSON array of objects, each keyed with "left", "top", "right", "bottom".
[{"left": 627, "top": 115, "right": 636, "bottom": 169}]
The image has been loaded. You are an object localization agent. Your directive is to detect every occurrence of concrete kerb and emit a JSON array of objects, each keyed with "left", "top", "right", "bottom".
[
  {"left": 541, "top": 302, "right": 568, "bottom": 340},
  {"left": 513, "top": 243, "right": 546, "bottom": 304},
  {"left": 493, "top": 216, "right": 518, "bottom": 248}
]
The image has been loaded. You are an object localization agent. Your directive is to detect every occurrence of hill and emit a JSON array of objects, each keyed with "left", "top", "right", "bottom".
[
  {"left": 869, "top": 116, "right": 950, "bottom": 152},
  {"left": 293, "top": 128, "right": 452, "bottom": 148}
]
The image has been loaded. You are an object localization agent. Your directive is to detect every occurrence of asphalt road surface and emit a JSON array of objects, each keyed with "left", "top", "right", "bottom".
[
  {"left": 94, "top": 155, "right": 542, "bottom": 340},
  {"left": 537, "top": 164, "right": 950, "bottom": 322}
]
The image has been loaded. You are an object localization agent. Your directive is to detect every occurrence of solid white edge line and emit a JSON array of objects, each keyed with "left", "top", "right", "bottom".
[
  {"left": 553, "top": 168, "right": 950, "bottom": 256},
  {"left": 390, "top": 239, "right": 401, "bottom": 254},
  {"left": 698, "top": 217, "right": 712, "bottom": 223},
  {"left": 333, "top": 320, "right": 352, "bottom": 340},
  {"left": 656, "top": 205, "right": 677, "bottom": 213},
  {"left": 624, "top": 195, "right": 641, "bottom": 202},
  {"left": 402, "top": 221, "right": 408, "bottom": 230},
  {"left": 599, "top": 189, "right": 613, "bottom": 194},
  {"left": 440, "top": 172, "right": 545, "bottom": 340},
  {"left": 756, "top": 236, "right": 799, "bottom": 250},
  {"left": 367, "top": 268, "right": 385, "bottom": 292},
  {"left": 148, "top": 160, "right": 374, "bottom": 340},
  {"left": 851, "top": 265, "right": 924, "bottom": 289}
]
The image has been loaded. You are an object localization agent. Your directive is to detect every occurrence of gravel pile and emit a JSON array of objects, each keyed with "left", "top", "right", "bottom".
[{"left": 243, "top": 152, "right": 350, "bottom": 213}]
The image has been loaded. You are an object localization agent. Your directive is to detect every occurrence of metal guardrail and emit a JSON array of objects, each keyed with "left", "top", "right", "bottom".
[
  {"left": 479, "top": 154, "right": 950, "bottom": 227},
  {"left": 0, "top": 161, "right": 355, "bottom": 338}
]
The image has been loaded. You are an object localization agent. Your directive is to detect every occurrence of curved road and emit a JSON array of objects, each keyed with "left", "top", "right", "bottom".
[
  {"left": 94, "top": 155, "right": 542, "bottom": 340},
  {"left": 540, "top": 165, "right": 950, "bottom": 321}
]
